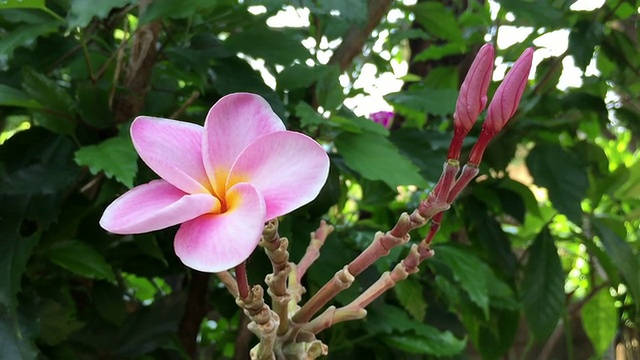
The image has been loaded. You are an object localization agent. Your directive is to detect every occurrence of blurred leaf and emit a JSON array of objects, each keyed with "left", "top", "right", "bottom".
[
  {"left": 581, "top": 287, "right": 617, "bottom": 357},
  {"left": 0, "top": 0, "right": 44, "bottom": 8},
  {"left": 592, "top": 217, "right": 640, "bottom": 306},
  {"left": 0, "top": 20, "right": 59, "bottom": 59},
  {"left": 498, "top": 0, "right": 565, "bottom": 27},
  {"left": 414, "top": 42, "right": 466, "bottom": 62},
  {"left": 67, "top": 0, "right": 131, "bottom": 29},
  {"left": 394, "top": 279, "right": 426, "bottom": 321},
  {"left": 431, "top": 245, "right": 490, "bottom": 318},
  {"left": 277, "top": 65, "right": 329, "bottom": 90},
  {"left": 569, "top": 20, "right": 604, "bottom": 70},
  {"left": 74, "top": 136, "right": 138, "bottom": 188},
  {"left": 384, "top": 328, "right": 466, "bottom": 356},
  {"left": 139, "top": 0, "right": 213, "bottom": 24},
  {"left": 412, "top": 2, "right": 463, "bottom": 42},
  {"left": 315, "top": 65, "right": 344, "bottom": 110},
  {"left": 0, "top": 84, "right": 41, "bottom": 109},
  {"left": 385, "top": 87, "right": 458, "bottom": 117},
  {"left": 44, "top": 240, "right": 116, "bottom": 281},
  {"left": 335, "top": 130, "right": 427, "bottom": 188},
  {"left": 307, "top": 0, "right": 368, "bottom": 24},
  {"left": 38, "top": 299, "right": 84, "bottom": 345},
  {"left": 526, "top": 143, "right": 588, "bottom": 224},
  {"left": 521, "top": 228, "right": 565, "bottom": 341}
]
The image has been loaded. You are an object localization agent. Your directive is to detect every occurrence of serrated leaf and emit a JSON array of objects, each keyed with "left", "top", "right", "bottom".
[
  {"left": 74, "top": 136, "right": 138, "bottom": 188},
  {"left": 44, "top": 240, "right": 115, "bottom": 281},
  {"left": 521, "top": 228, "right": 565, "bottom": 341},
  {"left": 22, "top": 68, "right": 77, "bottom": 135},
  {"left": 277, "top": 64, "right": 329, "bottom": 90},
  {"left": 0, "top": 21, "right": 59, "bottom": 59},
  {"left": 431, "top": 245, "right": 490, "bottom": 318},
  {"left": 335, "top": 130, "right": 427, "bottom": 188},
  {"left": 0, "top": 84, "right": 41, "bottom": 109},
  {"left": 394, "top": 279, "right": 427, "bottom": 321},
  {"left": 67, "top": 0, "right": 132, "bottom": 29},
  {"left": 526, "top": 143, "right": 588, "bottom": 224},
  {"left": 581, "top": 287, "right": 617, "bottom": 356}
]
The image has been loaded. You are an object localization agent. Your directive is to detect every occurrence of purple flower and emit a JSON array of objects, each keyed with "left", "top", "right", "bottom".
[{"left": 369, "top": 111, "right": 394, "bottom": 129}]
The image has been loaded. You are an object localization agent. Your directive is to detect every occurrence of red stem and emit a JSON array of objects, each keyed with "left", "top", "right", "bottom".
[{"left": 235, "top": 262, "right": 250, "bottom": 299}]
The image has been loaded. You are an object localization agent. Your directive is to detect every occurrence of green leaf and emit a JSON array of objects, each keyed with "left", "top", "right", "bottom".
[
  {"left": 295, "top": 101, "right": 325, "bottom": 128},
  {"left": 277, "top": 64, "right": 329, "bottom": 90},
  {"left": 526, "top": 143, "right": 588, "bottom": 224},
  {"left": 76, "top": 83, "right": 116, "bottom": 129},
  {"left": 384, "top": 327, "right": 466, "bottom": 357},
  {"left": 521, "top": 228, "right": 565, "bottom": 341},
  {"left": 385, "top": 87, "right": 458, "bottom": 117},
  {"left": 0, "top": 21, "right": 59, "bottom": 59},
  {"left": 0, "top": 84, "right": 41, "bottom": 109},
  {"left": 394, "top": 279, "right": 427, "bottom": 321},
  {"left": 22, "top": 68, "right": 77, "bottom": 135},
  {"left": 431, "top": 245, "right": 490, "bottom": 318},
  {"left": 38, "top": 299, "right": 84, "bottom": 345},
  {"left": 581, "top": 287, "right": 617, "bottom": 356},
  {"left": 592, "top": 218, "right": 640, "bottom": 306},
  {"left": 412, "top": 2, "right": 463, "bottom": 42},
  {"left": 44, "top": 240, "right": 115, "bottom": 281},
  {"left": 335, "top": 130, "right": 427, "bottom": 188},
  {"left": 308, "top": 0, "right": 368, "bottom": 24},
  {"left": 67, "top": 0, "right": 131, "bottom": 29},
  {"left": 139, "top": 0, "right": 213, "bottom": 24},
  {"left": 315, "top": 65, "right": 344, "bottom": 110},
  {"left": 569, "top": 20, "right": 604, "bottom": 71},
  {"left": 414, "top": 42, "right": 466, "bottom": 62},
  {"left": 0, "top": 0, "right": 44, "bottom": 9},
  {"left": 74, "top": 136, "right": 138, "bottom": 188},
  {"left": 225, "top": 25, "right": 309, "bottom": 65}
]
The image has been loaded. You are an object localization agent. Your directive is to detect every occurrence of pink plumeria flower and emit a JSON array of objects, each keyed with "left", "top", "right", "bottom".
[
  {"left": 100, "top": 93, "right": 330, "bottom": 272},
  {"left": 369, "top": 111, "right": 394, "bottom": 129}
]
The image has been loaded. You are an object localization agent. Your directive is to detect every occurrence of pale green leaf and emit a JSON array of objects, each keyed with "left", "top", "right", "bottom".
[
  {"left": 0, "top": 0, "right": 44, "bottom": 9},
  {"left": 74, "top": 136, "right": 138, "bottom": 188},
  {"left": 0, "top": 84, "right": 41, "bottom": 109},
  {"left": 67, "top": 0, "right": 132, "bottom": 29}
]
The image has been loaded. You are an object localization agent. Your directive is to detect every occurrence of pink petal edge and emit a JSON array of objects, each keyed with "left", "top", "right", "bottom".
[
  {"left": 131, "top": 117, "right": 212, "bottom": 194},
  {"left": 203, "top": 93, "right": 286, "bottom": 195},
  {"left": 100, "top": 179, "right": 219, "bottom": 234},
  {"left": 174, "top": 182, "right": 266, "bottom": 272},
  {"left": 228, "top": 131, "right": 329, "bottom": 220}
]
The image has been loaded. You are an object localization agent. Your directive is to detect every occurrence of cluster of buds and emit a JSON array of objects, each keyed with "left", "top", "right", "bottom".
[{"left": 232, "top": 44, "right": 534, "bottom": 360}]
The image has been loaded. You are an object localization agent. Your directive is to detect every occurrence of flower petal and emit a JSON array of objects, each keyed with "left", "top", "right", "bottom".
[
  {"left": 174, "top": 183, "right": 266, "bottom": 272},
  {"left": 100, "top": 180, "right": 219, "bottom": 234},
  {"left": 131, "top": 116, "right": 211, "bottom": 194},
  {"left": 203, "top": 93, "right": 285, "bottom": 195},
  {"left": 228, "top": 131, "right": 329, "bottom": 220}
]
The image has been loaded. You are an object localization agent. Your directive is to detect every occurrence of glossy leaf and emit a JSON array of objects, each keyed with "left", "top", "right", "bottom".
[
  {"left": 74, "top": 136, "right": 138, "bottom": 188},
  {"left": 44, "top": 240, "right": 116, "bottom": 281}
]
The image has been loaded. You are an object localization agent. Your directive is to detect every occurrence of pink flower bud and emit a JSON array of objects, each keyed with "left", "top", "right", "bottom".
[
  {"left": 483, "top": 47, "right": 534, "bottom": 134},
  {"left": 454, "top": 44, "right": 495, "bottom": 133},
  {"left": 369, "top": 111, "right": 394, "bottom": 129}
]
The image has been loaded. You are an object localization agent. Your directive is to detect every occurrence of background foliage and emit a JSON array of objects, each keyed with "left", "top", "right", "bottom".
[{"left": 1, "top": 0, "right": 639, "bottom": 359}]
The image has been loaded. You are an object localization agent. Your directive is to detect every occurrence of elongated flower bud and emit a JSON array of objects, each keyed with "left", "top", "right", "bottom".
[
  {"left": 483, "top": 47, "right": 534, "bottom": 135},
  {"left": 454, "top": 44, "right": 495, "bottom": 133}
]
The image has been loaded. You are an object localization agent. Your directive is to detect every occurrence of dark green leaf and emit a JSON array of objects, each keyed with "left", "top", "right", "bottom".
[
  {"left": 526, "top": 143, "right": 588, "bottom": 223},
  {"left": 277, "top": 64, "right": 329, "bottom": 90},
  {"left": 335, "top": 130, "right": 427, "bottom": 188},
  {"left": 74, "top": 136, "right": 138, "bottom": 188},
  {"left": 414, "top": 42, "right": 466, "bottom": 62},
  {"left": 38, "top": 299, "right": 84, "bottom": 345},
  {"left": 384, "top": 328, "right": 466, "bottom": 356},
  {"left": 225, "top": 25, "right": 309, "bottom": 65},
  {"left": 580, "top": 287, "right": 617, "bottom": 356},
  {"left": 0, "top": 84, "right": 41, "bottom": 109},
  {"left": 22, "top": 68, "right": 77, "bottom": 135},
  {"left": 44, "top": 240, "right": 116, "bottom": 281},
  {"left": 139, "top": 0, "right": 214, "bottom": 24},
  {"left": 67, "top": 0, "right": 131, "bottom": 29},
  {"left": 0, "top": 21, "right": 59, "bottom": 59},
  {"left": 315, "top": 65, "right": 344, "bottom": 110},
  {"left": 76, "top": 83, "right": 116, "bottom": 129},
  {"left": 569, "top": 20, "right": 604, "bottom": 70},
  {"left": 521, "top": 228, "right": 565, "bottom": 341}
]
